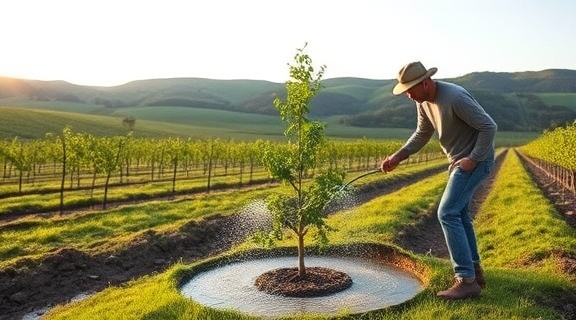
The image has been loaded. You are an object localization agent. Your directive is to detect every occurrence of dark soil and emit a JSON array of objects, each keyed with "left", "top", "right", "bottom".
[
  {"left": 254, "top": 267, "right": 352, "bottom": 297},
  {"left": 1, "top": 150, "right": 575, "bottom": 320}
]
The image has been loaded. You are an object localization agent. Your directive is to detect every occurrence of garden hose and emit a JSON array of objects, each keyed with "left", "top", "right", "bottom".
[{"left": 340, "top": 169, "right": 382, "bottom": 191}]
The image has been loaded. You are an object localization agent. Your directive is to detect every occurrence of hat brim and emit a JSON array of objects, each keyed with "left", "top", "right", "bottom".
[{"left": 392, "top": 67, "right": 438, "bottom": 95}]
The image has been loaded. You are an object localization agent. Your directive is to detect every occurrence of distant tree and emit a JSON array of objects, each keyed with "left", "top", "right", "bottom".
[{"left": 122, "top": 116, "right": 136, "bottom": 131}]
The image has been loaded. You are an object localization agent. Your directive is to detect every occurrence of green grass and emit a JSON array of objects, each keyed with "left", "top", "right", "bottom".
[
  {"left": 107, "top": 106, "right": 285, "bottom": 135},
  {"left": 40, "top": 149, "right": 576, "bottom": 319},
  {"left": 43, "top": 169, "right": 451, "bottom": 320},
  {"left": 0, "top": 168, "right": 272, "bottom": 217},
  {"left": 326, "top": 173, "right": 446, "bottom": 244},
  {"left": 44, "top": 260, "right": 569, "bottom": 320},
  {"left": 0, "top": 106, "right": 283, "bottom": 140},
  {"left": 0, "top": 187, "right": 272, "bottom": 268},
  {"left": 0, "top": 160, "right": 444, "bottom": 268},
  {"left": 476, "top": 150, "right": 576, "bottom": 273}
]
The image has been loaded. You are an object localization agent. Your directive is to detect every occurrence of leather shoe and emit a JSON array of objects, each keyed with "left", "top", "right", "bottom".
[{"left": 437, "top": 277, "right": 481, "bottom": 300}]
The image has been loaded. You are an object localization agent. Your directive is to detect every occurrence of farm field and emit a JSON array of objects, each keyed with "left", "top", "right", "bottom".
[
  {"left": 0, "top": 144, "right": 575, "bottom": 319},
  {"left": 0, "top": 102, "right": 573, "bottom": 319},
  {"left": 0, "top": 105, "right": 540, "bottom": 144},
  {"left": 1, "top": 39, "right": 574, "bottom": 320}
]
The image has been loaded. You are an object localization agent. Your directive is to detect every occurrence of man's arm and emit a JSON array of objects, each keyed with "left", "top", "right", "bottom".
[{"left": 381, "top": 105, "right": 435, "bottom": 172}]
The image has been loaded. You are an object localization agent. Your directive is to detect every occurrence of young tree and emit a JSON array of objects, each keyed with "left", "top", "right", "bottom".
[
  {"left": 1, "top": 137, "right": 33, "bottom": 193},
  {"left": 256, "top": 44, "right": 344, "bottom": 278},
  {"left": 91, "top": 134, "right": 130, "bottom": 209}
]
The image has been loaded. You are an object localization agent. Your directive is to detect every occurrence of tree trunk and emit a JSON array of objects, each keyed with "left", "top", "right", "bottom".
[
  {"left": 59, "top": 137, "right": 66, "bottom": 214},
  {"left": 297, "top": 232, "right": 306, "bottom": 278},
  {"left": 172, "top": 157, "right": 178, "bottom": 194},
  {"left": 103, "top": 174, "right": 110, "bottom": 210}
]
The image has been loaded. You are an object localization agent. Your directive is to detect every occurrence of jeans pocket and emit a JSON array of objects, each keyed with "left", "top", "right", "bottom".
[{"left": 455, "top": 166, "right": 473, "bottom": 176}]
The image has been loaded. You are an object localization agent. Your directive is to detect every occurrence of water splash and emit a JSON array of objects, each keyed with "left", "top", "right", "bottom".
[
  {"left": 325, "top": 169, "right": 382, "bottom": 215},
  {"left": 234, "top": 199, "right": 274, "bottom": 233},
  {"left": 325, "top": 187, "right": 361, "bottom": 215}
]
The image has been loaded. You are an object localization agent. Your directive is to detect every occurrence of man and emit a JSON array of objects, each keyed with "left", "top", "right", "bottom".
[{"left": 380, "top": 61, "right": 497, "bottom": 300}]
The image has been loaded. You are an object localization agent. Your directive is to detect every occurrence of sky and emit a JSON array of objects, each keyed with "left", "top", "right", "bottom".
[{"left": 1, "top": 0, "right": 575, "bottom": 87}]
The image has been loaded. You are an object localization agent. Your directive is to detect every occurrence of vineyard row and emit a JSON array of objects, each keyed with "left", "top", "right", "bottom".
[
  {"left": 520, "top": 122, "right": 576, "bottom": 196},
  {"left": 0, "top": 128, "right": 444, "bottom": 213}
]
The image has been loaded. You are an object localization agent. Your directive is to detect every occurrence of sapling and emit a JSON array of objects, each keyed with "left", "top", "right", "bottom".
[{"left": 254, "top": 44, "right": 345, "bottom": 278}]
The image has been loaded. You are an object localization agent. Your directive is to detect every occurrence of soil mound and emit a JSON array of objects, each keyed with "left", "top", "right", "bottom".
[{"left": 255, "top": 266, "right": 353, "bottom": 297}]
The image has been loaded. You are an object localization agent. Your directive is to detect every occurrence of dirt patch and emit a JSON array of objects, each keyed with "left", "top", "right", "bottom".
[{"left": 254, "top": 267, "right": 352, "bottom": 297}]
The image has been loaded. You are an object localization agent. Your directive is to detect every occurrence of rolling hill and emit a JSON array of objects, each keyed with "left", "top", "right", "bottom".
[{"left": 1, "top": 69, "right": 575, "bottom": 134}]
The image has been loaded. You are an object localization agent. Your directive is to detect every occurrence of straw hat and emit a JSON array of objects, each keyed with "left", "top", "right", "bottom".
[{"left": 392, "top": 61, "right": 437, "bottom": 95}]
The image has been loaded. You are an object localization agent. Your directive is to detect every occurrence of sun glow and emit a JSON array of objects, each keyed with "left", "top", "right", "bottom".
[{"left": 2, "top": 0, "right": 575, "bottom": 86}]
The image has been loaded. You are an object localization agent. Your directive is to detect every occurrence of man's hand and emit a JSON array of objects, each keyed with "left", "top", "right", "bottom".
[
  {"left": 380, "top": 153, "right": 402, "bottom": 173},
  {"left": 450, "top": 157, "right": 477, "bottom": 172}
]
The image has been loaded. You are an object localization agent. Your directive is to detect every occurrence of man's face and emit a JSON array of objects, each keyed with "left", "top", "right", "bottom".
[{"left": 405, "top": 80, "right": 428, "bottom": 103}]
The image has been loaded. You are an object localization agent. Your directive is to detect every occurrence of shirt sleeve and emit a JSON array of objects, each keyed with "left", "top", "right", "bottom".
[{"left": 397, "top": 104, "right": 435, "bottom": 159}]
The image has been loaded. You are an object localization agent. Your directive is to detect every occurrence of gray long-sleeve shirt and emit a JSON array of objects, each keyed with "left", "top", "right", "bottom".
[{"left": 397, "top": 81, "right": 497, "bottom": 164}]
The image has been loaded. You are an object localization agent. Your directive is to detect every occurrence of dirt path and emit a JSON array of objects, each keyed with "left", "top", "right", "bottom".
[
  {"left": 2, "top": 150, "right": 575, "bottom": 320},
  {"left": 393, "top": 149, "right": 506, "bottom": 259}
]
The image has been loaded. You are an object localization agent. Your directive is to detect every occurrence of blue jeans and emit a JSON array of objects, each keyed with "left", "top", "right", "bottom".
[{"left": 438, "top": 158, "right": 493, "bottom": 279}]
